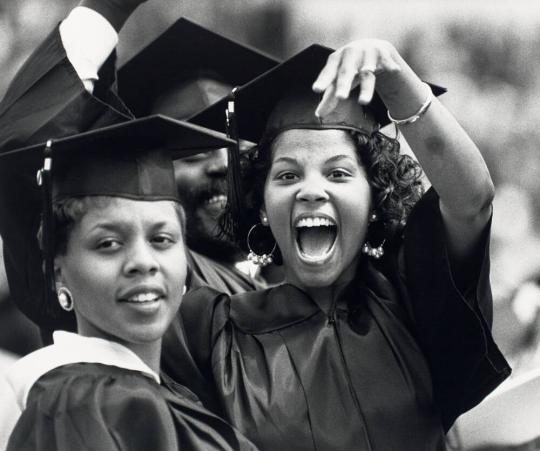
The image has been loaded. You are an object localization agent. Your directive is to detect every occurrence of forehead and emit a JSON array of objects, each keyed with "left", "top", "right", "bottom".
[
  {"left": 270, "top": 129, "right": 359, "bottom": 163},
  {"left": 80, "top": 198, "right": 181, "bottom": 225}
]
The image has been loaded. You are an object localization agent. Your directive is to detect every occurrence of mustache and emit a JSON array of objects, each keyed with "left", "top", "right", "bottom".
[{"left": 183, "top": 179, "right": 228, "bottom": 206}]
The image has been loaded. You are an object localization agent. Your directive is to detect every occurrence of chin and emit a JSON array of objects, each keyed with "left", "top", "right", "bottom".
[
  {"left": 122, "top": 320, "right": 169, "bottom": 344},
  {"left": 126, "top": 328, "right": 165, "bottom": 344},
  {"left": 293, "top": 269, "right": 340, "bottom": 290}
]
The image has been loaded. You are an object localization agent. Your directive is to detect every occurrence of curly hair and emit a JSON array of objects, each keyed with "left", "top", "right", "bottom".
[{"left": 234, "top": 129, "right": 424, "bottom": 258}]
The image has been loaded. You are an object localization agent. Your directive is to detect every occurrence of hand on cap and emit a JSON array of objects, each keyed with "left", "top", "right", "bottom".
[
  {"left": 312, "top": 40, "right": 401, "bottom": 118},
  {"left": 79, "top": 0, "right": 148, "bottom": 31}
]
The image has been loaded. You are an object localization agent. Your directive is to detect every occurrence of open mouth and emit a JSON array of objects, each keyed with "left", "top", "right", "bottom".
[
  {"left": 295, "top": 216, "right": 337, "bottom": 261},
  {"left": 122, "top": 292, "right": 162, "bottom": 303},
  {"left": 203, "top": 194, "right": 228, "bottom": 216},
  {"left": 118, "top": 289, "right": 165, "bottom": 305}
]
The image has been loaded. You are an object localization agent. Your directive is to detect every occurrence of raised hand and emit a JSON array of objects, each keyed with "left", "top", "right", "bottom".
[{"left": 312, "top": 39, "right": 401, "bottom": 118}]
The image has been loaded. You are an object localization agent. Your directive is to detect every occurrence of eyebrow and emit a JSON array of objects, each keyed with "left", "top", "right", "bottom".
[
  {"left": 273, "top": 154, "right": 355, "bottom": 164},
  {"left": 272, "top": 156, "right": 298, "bottom": 165},
  {"left": 325, "top": 154, "right": 357, "bottom": 164},
  {"left": 87, "top": 220, "right": 176, "bottom": 235}
]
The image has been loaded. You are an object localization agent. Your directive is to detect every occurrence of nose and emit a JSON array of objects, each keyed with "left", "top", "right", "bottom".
[
  {"left": 123, "top": 239, "right": 159, "bottom": 276},
  {"left": 296, "top": 176, "right": 330, "bottom": 203},
  {"left": 206, "top": 148, "right": 228, "bottom": 177}
]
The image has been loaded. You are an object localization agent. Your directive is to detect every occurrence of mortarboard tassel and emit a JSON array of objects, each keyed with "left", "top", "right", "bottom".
[
  {"left": 37, "top": 139, "right": 58, "bottom": 319},
  {"left": 222, "top": 89, "right": 247, "bottom": 245}
]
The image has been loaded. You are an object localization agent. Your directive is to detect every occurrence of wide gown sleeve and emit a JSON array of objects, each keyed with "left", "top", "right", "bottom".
[
  {"left": 398, "top": 188, "right": 511, "bottom": 429},
  {"left": 162, "top": 287, "right": 231, "bottom": 416},
  {"left": 0, "top": 25, "right": 131, "bottom": 152},
  {"left": 7, "top": 369, "right": 180, "bottom": 451}
]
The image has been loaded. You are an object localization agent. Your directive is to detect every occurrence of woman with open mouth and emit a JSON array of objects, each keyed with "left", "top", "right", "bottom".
[
  {"left": 0, "top": 117, "right": 258, "bottom": 450},
  {"left": 163, "top": 39, "right": 511, "bottom": 450}
]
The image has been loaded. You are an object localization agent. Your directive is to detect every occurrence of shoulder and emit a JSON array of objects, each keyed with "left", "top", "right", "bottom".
[
  {"left": 8, "top": 364, "right": 179, "bottom": 451},
  {"left": 181, "top": 286, "right": 231, "bottom": 323},
  {"left": 27, "top": 363, "right": 165, "bottom": 416},
  {"left": 187, "top": 250, "right": 262, "bottom": 294}
]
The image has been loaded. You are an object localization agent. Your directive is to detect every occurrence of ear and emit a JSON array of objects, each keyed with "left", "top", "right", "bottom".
[{"left": 53, "top": 257, "right": 65, "bottom": 292}]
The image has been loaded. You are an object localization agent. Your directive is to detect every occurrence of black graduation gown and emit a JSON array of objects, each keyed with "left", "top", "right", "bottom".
[
  {"left": 188, "top": 250, "right": 263, "bottom": 295},
  {"left": 162, "top": 190, "right": 511, "bottom": 451},
  {"left": 0, "top": 27, "right": 259, "bottom": 333},
  {"left": 7, "top": 362, "right": 257, "bottom": 451}
]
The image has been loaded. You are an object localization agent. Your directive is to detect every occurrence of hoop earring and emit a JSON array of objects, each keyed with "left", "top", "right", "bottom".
[
  {"left": 362, "top": 241, "right": 385, "bottom": 259},
  {"left": 247, "top": 223, "right": 277, "bottom": 267},
  {"left": 57, "top": 286, "right": 74, "bottom": 311}
]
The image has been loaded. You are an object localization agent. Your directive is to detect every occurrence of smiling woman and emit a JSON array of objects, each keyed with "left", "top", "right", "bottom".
[
  {"left": 51, "top": 197, "right": 186, "bottom": 348},
  {"left": 0, "top": 117, "right": 257, "bottom": 451},
  {"left": 262, "top": 129, "right": 373, "bottom": 294},
  {"left": 161, "top": 40, "right": 511, "bottom": 450}
]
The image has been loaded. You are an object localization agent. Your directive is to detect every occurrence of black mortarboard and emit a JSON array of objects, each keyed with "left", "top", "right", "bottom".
[
  {"left": 117, "top": 18, "right": 279, "bottom": 119},
  {"left": 0, "top": 115, "right": 234, "bottom": 330},
  {"left": 190, "top": 44, "right": 447, "bottom": 143},
  {"left": 190, "top": 44, "right": 446, "bottom": 241}
]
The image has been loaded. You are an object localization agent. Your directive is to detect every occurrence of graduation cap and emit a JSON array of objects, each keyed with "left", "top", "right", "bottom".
[
  {"left": 0, "top": 115, "right": 235, "bottom": 330},
  {"left": 190, "top": 43, "right": 446, "bottom": 143},
  {"left": 117, "top": 18, "right": 279, "bottom": 119}
]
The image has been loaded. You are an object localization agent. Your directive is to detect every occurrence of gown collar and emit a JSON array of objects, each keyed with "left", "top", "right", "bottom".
[
  {"left": 5, "top": 331, "right": 160, "bottom": 410},
  {"left": 230, "top": 272, "right": 373, "bottom": 334}
]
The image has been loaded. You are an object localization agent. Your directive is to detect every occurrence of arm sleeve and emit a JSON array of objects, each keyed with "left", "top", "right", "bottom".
[
  {"left": 59, "top": 7, "right": 119, "bottom": 94},
  {"left": 400, "top": 188, "right": 511, "bottom": 429},
  {"left": 162, "top": 287, "right": 231, "bottom": 416},
  {"left": 7, "top": 376, "right": 179, "bottom": 451}
]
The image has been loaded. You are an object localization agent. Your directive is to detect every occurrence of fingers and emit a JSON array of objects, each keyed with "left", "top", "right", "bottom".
[
  {"left": 335, "top": 47, "right": 362, "bottom": 99},
  {"left": 357, "top": 47, "right": 377, "bottom": 105},
  {"left": 315, "top": 83, "right": 339, "bottom": 118},
  {"left": 312, "top": 52, "right": 341, "bottom": 93},
  {"left": 313, "top": 40, "right": 403, "bottom": 116}
]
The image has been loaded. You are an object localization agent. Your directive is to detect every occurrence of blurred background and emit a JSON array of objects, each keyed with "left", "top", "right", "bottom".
[{"left": 2, "top": 0, "right": 540, "bottom": 376}]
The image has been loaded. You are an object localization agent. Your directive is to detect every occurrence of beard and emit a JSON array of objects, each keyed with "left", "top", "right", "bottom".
[{"left": 179, "top": 178, "right": 244, "bottom": 263}]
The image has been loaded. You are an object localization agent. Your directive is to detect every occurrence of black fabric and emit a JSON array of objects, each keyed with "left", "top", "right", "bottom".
[
  {"left": 187, "top": 250, "right": 263, "bottom": 294},
  {"left": 0, "top": 27, "right": 131, "bottom": 331},
  {"left": 0, "top": 27, "right": 249, "bottom": 332},
  {"left": 7, "top": 362, "right": 257, "bottom": 450},
  {"left": 401, "top": 189, "right": 510, "bottom": 429},
  {"left": 166, "top": 189, "right": 511, "bottom": 451},
  {"left": 190, "top": 44, "right": 446, "bottom": 143},
  {"left": 118, "top": 17, "right": 278, "bottom": 118}
]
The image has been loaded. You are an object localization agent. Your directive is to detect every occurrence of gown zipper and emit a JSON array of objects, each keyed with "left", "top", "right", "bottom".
[{"left": 327, "top": 299, "right": 373, "bottom": 450}]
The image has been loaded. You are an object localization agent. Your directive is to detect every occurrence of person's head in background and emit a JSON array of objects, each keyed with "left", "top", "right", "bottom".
[{"left": 118, "top": 18, "right": 278, "bottom": 262}]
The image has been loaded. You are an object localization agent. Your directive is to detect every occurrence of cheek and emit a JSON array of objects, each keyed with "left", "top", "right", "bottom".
[
  {"left": 163, "top": 245, "right": 188, "bottom": 282},
  {"left": 174, "top": 164, "right": 201, "bottom": 190},
  {"left": 60, "top": 254, "right": 115, "bottom": 317},
  {"left": 342, "top": 182, "right": 372, "bottom": 237},
  {"left": 262, "top": 187, "right": 289, "bottom": 236}
]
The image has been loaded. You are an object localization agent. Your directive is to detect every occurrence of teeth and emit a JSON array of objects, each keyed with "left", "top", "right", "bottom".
[
  {"left": 127, "top": 292, "right": 160, "bottom": 303},
  {"left": 296, "top": 217, "right": 335, "bottom": 228},
  {"left": 207, "top": 195, "right": 227, "bottom": 206}
]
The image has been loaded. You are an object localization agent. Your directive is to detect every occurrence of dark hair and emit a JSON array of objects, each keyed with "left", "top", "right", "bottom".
[
  {"left": 235, "top": 129, "right": 424, "bottom": 260},
  {"left": 38, "top": 196, "right": 186, "bottom": 257}
]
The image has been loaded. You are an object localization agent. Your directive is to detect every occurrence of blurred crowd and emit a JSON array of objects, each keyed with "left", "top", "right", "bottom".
[{"left": 2, "top": 0, "right": 540, "bottom": 376}]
